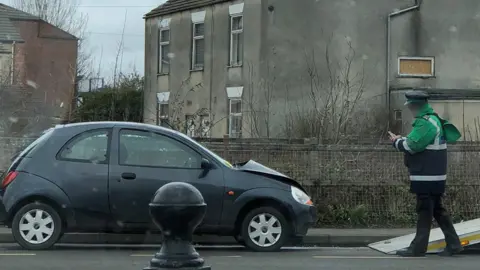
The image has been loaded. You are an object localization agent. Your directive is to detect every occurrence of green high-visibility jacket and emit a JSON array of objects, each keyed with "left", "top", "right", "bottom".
[{"left": 393, "top": 104, "right": 449, "bottom": 194}]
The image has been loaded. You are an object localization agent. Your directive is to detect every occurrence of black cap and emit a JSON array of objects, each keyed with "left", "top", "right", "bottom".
[{"left": 404, "top": 90, "right": 429, "bottom": 105}]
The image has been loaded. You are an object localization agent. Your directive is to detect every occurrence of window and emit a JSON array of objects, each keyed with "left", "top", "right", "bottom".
[
  {"left": 158, "top": 28, "right": 170, "bottom": 74},
  {"left": 158, "top": 103, "right": 169, "bottom": 126},
  {"left": 58, "top": 129, "right": 110, "bottom": 164},
  {"left": 192, "top": 23, "right": 205, "bottom": 70},
  {"left": 229, "top": 15, "right": 243, "bottom": 66},
  {"left": 199, "top": 115, "right": 210, "bottom": 138},
  {"left": 229, "top": 99, "right": 242, "bottom": 138},
  {"left": 394, "top": 110, "right": 402, "bottom": 121},
  {"left": 119, "top": 129, "right": 201, "bottom": 169},
  {"left": 398, "top": 57, "right": 434, "bottom": 77},
  {"left": 157, "top": 92, "right": 170, "bottom": 126},
  {"left": 185, "top": 115, "right": 196, "bottom": 137}
]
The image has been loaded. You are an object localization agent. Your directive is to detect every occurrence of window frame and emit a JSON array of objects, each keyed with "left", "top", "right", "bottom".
[
  {"left": 199, "top": 114, "right": 210, "bottom": 138},
  {"left": 117, "top": 128, "right": 203, "bottom": 169},
  {"left": 56, "top": 128, "right": 112, "bottom": 164},
  {"left": 157, "top": 102, "right": 169, "bottom": 126},
  {"left": 228, "top": 98, "right": 243, "bottom": 137},
  {"left": 229, "top": 14, "right": 244, "bottom": 67},
  {"left": 158, "top": 28, "right": 171, "bottom": 74},
  {"left": 394, "top": 110, "right": 403, "bottom": 121},
  {"left": 191, "top": 22, "right": 205, "bottom": 70},
  {"left": 185, "top": 114, "right": 196, "bottom": 137},
  {"left": 397, "top": 56, "right": 435, "bottom": 78}
]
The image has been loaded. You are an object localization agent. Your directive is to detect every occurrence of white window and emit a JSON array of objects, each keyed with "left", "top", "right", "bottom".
[
  {"left": 191, "top": 11, "right": 206, "bottom": 70},
  {"left": 159, "top": 104, "right": 169, "bottom": 125},
  {"left": 185, "top": 115, "right": 196, "bottom": 137},
  {"left": 229, "top": 99, "right": 242, "bottom": 138},
  {"left": 192, "top": 23, "right": 205, "bottom": 70},
  {"left": 157, "top": 92, "right": 170, "bottom": 126},
  {"left": 158, "top": 28, "right": 171, "bottom": 74},
  {"left": 199, "top": 114, "right": 210, "bottom": 138},
  {"left": 394, "top": 110, "right": 402, "bottom": 121},
  {"left": 229, "top": 15, "right": 243, "bottom": 66}
]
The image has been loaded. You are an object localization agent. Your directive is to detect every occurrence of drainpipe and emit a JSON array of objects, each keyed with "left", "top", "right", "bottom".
[
  {"left": 11, "top": 41, "right": 16, "bottom": 84},
  {"left": 208, "top": 6, "right": 215, "bottom": 138},
  {"left": 386, "top": 0, "right": 421, "bottom": 126}
]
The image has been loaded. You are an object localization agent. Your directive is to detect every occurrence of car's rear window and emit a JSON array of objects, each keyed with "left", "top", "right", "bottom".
[
  {"left": 22, "top": 128, "right": 54, "bottom": 156},
  {"left": 8, "top": 128, "right": 54, "bottom": 171}
]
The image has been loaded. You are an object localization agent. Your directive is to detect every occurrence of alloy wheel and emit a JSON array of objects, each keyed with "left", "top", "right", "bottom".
[
  {"left": 18, "top": 209, "right": 55, "bottom": 245},
  {"left": 248, "top": 213, "right": 282, "bottom": 247}
]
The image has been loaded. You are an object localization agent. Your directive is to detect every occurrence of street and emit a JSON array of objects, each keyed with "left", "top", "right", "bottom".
[{"left": 1, "top": 244, "right": 480, "bottom": 270}]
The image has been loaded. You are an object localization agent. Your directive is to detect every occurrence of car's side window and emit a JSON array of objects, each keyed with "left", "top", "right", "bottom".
[
  {"left": 57, "top": 129, "right": 110, "bottom": 164},
  {"left": 119, "top": 129, "right": 202, "bottom": 169}
]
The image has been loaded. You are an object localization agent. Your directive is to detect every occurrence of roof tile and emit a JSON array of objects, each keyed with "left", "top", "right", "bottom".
[
  {"left": 0, "top": 4, "right": 39, "bottom": 42},
  {"left": 145, "top": 0, "right": 232, "bottom": 18}
]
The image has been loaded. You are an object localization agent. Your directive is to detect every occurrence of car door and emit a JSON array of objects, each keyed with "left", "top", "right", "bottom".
[
  {"left": 108, "top": 127, "right": 225, "bottom": 229},
  {"left": 54, "top": 128, "right": 111, "bottom": 230}
]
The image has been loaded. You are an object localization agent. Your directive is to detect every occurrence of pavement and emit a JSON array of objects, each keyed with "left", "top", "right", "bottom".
[
  {"left": 1, "top": 244, "right": 480, "bottom": 270},
  {"left": 0, "top": 227, "right": 415, "bottom": 246}
]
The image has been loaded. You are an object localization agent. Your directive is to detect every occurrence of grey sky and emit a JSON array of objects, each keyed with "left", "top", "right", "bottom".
[{"left": 2, "top": 0, "right": 167, "bottom": 79}]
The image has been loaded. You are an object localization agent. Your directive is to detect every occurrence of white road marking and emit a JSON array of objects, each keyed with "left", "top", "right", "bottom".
[
  {"left": 218, "top": 255, "right": 242, "bottom": 258},
  {"left": 0, "top": 253, "right": 36, "bottom": 256},
  {"left": 130, "top": 254, "right": 153, "bottom": 257},
  {"left": 312, "top": 256, "right": 424, "bottom": 259},
  {"left": 131, "top": 254, "right": 242, "bottom": 258}
]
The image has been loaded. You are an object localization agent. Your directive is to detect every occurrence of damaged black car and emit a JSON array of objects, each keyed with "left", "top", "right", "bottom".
[{"left": 0, "top": 122, "right": 316, "bottom": 251}]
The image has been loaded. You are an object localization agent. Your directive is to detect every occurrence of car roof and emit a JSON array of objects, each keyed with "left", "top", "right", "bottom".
[{"left": 54, "top": 121, "right": 179, "bottom": 136}]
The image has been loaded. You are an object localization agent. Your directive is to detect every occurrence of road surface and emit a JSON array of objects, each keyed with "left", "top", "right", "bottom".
[{"left": 1, "top": 244, "right": 480, "bottom": 269}]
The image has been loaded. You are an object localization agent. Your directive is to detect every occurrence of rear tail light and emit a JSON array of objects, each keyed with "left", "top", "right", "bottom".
[{"left": 2, "top": 171, "right": 18, "bottom": 188}]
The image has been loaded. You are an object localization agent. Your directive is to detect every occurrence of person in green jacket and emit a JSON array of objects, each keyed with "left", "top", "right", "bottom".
[{"left": 388, "top": 90, "right": 463, "bottom": 257}]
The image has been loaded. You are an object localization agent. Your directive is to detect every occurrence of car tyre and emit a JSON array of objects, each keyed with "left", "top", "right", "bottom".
[
  {"left": 11, "top": 202, "right": 63, "bottom": 250},
  {"left": 234, "top": 235, "right": 245, "bottom": 246},
  {"left": 241, "top": 206, "right": 290, "bottom": 252}
]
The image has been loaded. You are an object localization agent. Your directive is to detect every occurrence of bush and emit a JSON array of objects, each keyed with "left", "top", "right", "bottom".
[
  {"left": 308, "top": 185, "right": 480, "bottom": 228},
  {"left": 73, "top": 89, "right": 143, "bottom": 122}
]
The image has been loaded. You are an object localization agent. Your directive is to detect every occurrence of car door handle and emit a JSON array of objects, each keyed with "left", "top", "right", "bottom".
[{"left": 121, "top": 172, "right": 136, "bottom": 180}]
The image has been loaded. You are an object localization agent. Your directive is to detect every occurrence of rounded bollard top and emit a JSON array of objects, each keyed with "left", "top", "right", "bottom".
[{"left": 150, "top": 182, "right": 205, "bottom": 206}]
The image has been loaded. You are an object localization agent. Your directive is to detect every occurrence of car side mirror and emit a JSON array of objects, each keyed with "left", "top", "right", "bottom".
[{"left": 201, "top": 158, "right": 213, "bottom": 170}]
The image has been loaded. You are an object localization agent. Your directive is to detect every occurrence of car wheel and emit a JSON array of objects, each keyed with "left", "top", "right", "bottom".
[
  {"left": 241, "top": 206, "right": 290, "bottom": 252},
  {"left": 11, "top": 202, "right": 63, "bottom": 250}
]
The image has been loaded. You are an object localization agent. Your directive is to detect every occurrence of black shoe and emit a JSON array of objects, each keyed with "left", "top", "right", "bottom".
[
  {"left": 438, "top": 247, "right": 464, "bottom": 257},
  {"left": 396, "top": 250, "right": 425, "bottom": 257}
]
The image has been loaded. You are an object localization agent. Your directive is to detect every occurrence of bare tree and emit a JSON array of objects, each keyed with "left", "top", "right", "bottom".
[
  {"left": 12, "top": 0, "right": 92, "bottom": 77},
  {"left": 244, "top": 61, "right": 275, "bottom": 138},
  {"left": 282, "top": 36, "right": 386, "bottom": 143}
]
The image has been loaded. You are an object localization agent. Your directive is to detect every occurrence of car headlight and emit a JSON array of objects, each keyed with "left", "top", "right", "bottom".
[{"left": 291, "top": 186, "right": 313, "bottom": 205}]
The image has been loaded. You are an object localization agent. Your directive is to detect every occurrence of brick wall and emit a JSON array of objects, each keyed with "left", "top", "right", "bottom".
[{"left": 11, "top": 20, "right": 77, "bottom": 119}]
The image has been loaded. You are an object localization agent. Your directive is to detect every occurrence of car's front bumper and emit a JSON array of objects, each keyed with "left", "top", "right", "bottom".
[{"left": 291, "top": 204, "right": 317, "bottom": 236}]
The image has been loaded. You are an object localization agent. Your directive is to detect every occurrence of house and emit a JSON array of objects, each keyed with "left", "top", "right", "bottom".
[
  {"left": 0, "top": 4, "right": 78, "bottom": 135},
  {"left": 144, "top": 0, "right": 480, "bottom": 140}
]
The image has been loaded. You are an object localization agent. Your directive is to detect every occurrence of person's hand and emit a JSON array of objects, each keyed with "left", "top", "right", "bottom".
[{"left": 388, "top": 131, "right": 401, "bottom": 142}]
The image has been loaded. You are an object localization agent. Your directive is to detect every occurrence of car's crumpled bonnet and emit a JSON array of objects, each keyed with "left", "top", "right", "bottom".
[{"left": 234, "top": 160, "right": 305, "bottom": 191}]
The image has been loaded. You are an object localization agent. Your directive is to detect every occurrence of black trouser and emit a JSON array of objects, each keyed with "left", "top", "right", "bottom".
[{"left": 409, "top": 193, "right": 462, "bottom": 254}]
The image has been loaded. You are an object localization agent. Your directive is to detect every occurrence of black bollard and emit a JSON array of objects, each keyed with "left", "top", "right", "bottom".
[{"left": 144, "top": 182, "right": 211, "bottom": 270}]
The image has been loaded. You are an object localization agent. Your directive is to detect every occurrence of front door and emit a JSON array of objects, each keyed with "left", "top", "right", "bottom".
[{"left": 108, "top": 127, "right": 225, "bottom": 229}]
